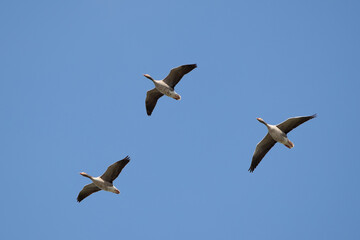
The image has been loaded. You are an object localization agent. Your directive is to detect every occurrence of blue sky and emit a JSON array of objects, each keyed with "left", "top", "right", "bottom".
[{"left": 1, "top": 1, "right": 360, "bottom": 239}]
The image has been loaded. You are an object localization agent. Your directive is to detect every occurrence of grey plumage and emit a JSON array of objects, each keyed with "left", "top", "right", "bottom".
[
  {"left": 77, "top": 183, "right": 101, "bottom": 203},
  {"left": 100, "top": 157, "right": 130, "bottom": 183},
  {"left": 77, "top": 156, "right": 130, "bottom": 202},
  {"left": 145, "top": 64, "right": 197, "bottom": 116},
  {"left": 145, "top": 88, "right": 164, "bottom": 116},
  {"left": 249, "top": 114, "right": 316, "bottom": 172}
]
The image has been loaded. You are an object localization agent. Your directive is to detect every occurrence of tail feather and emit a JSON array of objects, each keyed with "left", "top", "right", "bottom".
[{"left": 286, "top": 140, "right": 294, "bottom": 149}]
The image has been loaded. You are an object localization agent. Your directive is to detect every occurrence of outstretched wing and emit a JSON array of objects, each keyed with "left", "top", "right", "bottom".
[
  {"left": 77, "top": 183, "right": 101, "bottom": 202},
  {"left": 100, "top": 156, "right": 130, "bottom": 183},
  {"left": 277, "top": 114, "right": 316, "bottom": 134},
  {"left": 163, "top": 64, "right": 197, "bottom": 88},
  {"left": 145, "top": 88, "right": 163, "bottom": 116},
  {"left": 249, "top": 134, "right": 277, "bottom": 172}
]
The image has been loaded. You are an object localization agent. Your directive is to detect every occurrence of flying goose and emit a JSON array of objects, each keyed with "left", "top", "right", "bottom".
[
  {"left": 249, "top": 114, "right": 316, "bottom": 172},
  {"left": 144, "top": 64, "right": 197, "bottom": 116},
  {"left": 77, "top": 156, "right": 130, "bottom": 202}
]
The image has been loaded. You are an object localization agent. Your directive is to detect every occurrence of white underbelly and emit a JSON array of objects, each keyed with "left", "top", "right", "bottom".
[
  {"left": 269, "top": 128, "right": 288, "bottom": 144},
  {"left": 93, "top": 179, "right": 113, "bottom": 191},
  {"left": 164, "top": 89, "right": 177, "bottom": 98},
  {"left": 157, "top": 86, "right": 180, "bottom": 99}
]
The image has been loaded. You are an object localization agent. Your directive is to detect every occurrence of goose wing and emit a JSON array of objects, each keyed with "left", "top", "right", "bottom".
[
  {"left": 163, "top": 64, "right": 197, "bottom": 88},
  {"left": 276, "top": 114, "right": 316, "bottom": 134},
  {"left": 77, "top": 183, "right": 101, "bottom": 202},
  {"left": 100, "top": 156, "right": 130, "bottom": 183},
  {"left": 146, "top": 88, "right": 163, "bottom": 116},
  {"left": 249, "top": 133, "right": 277, "bottom": 172}
]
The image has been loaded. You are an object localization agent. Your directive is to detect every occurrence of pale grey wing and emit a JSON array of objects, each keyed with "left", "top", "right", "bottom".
[
  {"left": 276, "top": 114, "right": 316, "bottom": 134},
  {"left": 100, "top": 156, "right": 130, "bottom": 183},
  {"left": 146, "top": 88, "right": 163, "bottom": 116},
  {"left": 163, "top": 64, "right": 197, "bottom": 88},
  {"left": 249, "top": 133, "right": 277, "bottom": 172},
  {"left": 77, "top": 183, "right": 101, "bottom": 202}
]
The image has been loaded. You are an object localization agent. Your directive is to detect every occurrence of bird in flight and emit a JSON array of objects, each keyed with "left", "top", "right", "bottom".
[
  {"left": 77, "top": 156, "right": 130, "bottom": 202},
  {"left": 144, "top": 64, "right": 197, "bottom": 116},
  {"left": 249, "top": 115, "right": 316, "bottom": 172}
]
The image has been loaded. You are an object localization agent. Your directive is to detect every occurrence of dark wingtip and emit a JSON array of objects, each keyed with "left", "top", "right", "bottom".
[
  {"left": 120, "top": 156, "right": 130, "bottom": 165},
  {"left": 146, "top": 108, "right": 153, "bottom": 116},
  {"left": 311, "top": 113, "right": 317, "bottom": 118},
  {"left": 191, "top": 64, "right": 197, "bottom": 70},
  {"left": 185, "top": 64, "right": 197, "bottom": 69},
  {"left": 248, "top": 168, "right": 254, "bottom": 173},
  {"left": 123, "top": 155, "right": 130, "bottom": 162}
]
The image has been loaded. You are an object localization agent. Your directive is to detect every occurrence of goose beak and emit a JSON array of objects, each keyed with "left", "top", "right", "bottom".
[{"left": 115, "top": 190, "right": 120, "bottom": 194}]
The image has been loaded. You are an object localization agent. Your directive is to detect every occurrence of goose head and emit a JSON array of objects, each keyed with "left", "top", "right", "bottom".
[
  {"left": 257, "top": 118, "right": 268, "bottom": 126},
  {"left": 143, "top": 74, "right": 154, "bottom": 81},
  {"left": 80, "top": 172, "right": 92, "bottom": 179},
  {"left": 257, "top": 118, "right": 265, "bottom": 123}
]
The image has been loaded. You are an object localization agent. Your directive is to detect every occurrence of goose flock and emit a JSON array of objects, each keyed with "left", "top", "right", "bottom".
[{"left": 77, "top": 64, "right": 316, "bottom": 202}]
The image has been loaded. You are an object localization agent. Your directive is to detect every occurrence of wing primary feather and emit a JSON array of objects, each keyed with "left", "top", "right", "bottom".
[
  {"left": 77, "top": 183, "right": 101, "bottom": 202},
  {"left": 100, "top": 156, "right": 130, "bottom": 183},
  {"left": 145, "top": 88, "right": 163, "bottom": 116},
  {"left": 249, "top": 134, "right": 276, "bottom": 172},
  {"left": 276, "top": 114, "right": 317, "bottom": 134},
  {"left": 163, "top": 64, "right": 197, "bottom": 88}
]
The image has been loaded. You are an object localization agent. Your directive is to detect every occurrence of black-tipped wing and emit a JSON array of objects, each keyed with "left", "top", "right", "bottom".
[
  {"left": 249, "top": 133, "right": 277, "bottom": 172},
  {"left": 276, "top": 114, "right": 316, "bottom": 134},
  {"left": 163, "top": 64, "right": 197, "bottom": 88},
  {"left": 77, "top": 183, "right": 101, "bottom": 202},
  {"left": 146, "top": 88, "right": 163, "bottom": 116},
  {"left": 100, "top": 156, "right": 130, "bottom": 183}
]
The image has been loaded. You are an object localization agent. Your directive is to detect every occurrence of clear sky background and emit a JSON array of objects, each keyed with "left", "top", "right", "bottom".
[{"left": 1, "top": 1, "right": 359, "bottom": 239}]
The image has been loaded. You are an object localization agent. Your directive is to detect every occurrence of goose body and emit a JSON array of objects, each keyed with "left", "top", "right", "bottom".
[
  {"left": 150, "top": 78, "right": 181, "bottom": 100},
  {"left": 77, "top": 156, "right": 130, "bottom": 202},
  {"left": 266, "top": 123, "right": 294, "bottom": 149},
  {"left": 144, "top": 64, "right": 197, "bottom": 116},
  {"left": 81, "top": 175, "right": 119, "bottom": 193},
  {"left": 249, "top": 115, "right": 316, "bottom": 172}
]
